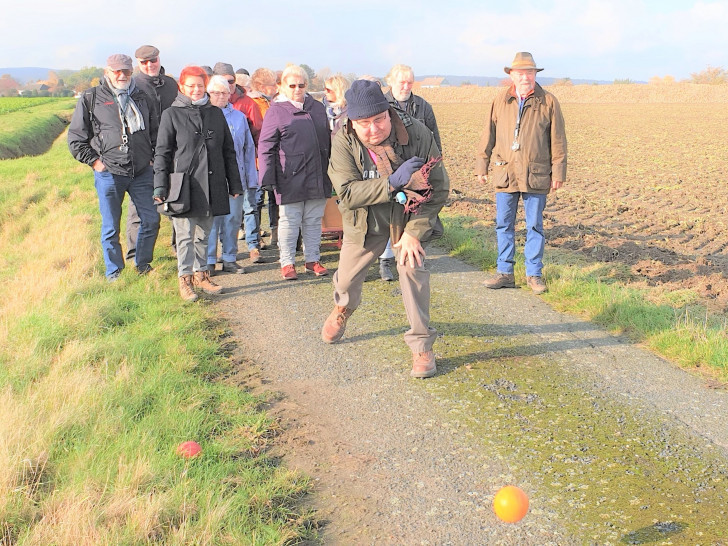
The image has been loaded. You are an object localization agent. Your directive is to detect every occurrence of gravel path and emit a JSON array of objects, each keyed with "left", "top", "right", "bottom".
[{"left": 212, "top": 243, "right": 728, "bottom": 545}]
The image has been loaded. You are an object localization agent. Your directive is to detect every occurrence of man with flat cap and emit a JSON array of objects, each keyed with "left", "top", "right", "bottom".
[
  {"left": 68, "top": 54, "right": 160, "bottom": 281},
  {"left": 475, "top": 52, "right": 567, "bottom": 295},
  {"left": 125, "top": 44, "right": 178, "bottom": 260},
  {"left": 321, "top": 80, "right": 449, "bottom": 378}
]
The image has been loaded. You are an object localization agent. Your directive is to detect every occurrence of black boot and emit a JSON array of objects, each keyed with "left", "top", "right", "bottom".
[{"left": 379, "top": 258, "right": 394, "bottom": 281}]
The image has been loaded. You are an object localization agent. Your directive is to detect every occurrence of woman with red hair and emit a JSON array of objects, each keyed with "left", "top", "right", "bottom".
[{"left": 154, "top": 66, "right": 244, "bottom": 301}]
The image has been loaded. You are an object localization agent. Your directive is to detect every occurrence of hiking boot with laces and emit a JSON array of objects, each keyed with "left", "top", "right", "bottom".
[
  {"left": 411, "top": 350, "right": 437, "bottom": 378},
  {"left": 305, "top": 261, "right": 328, "bottom": 276},
  {"left": 178, "top": 275, "right": 198, "bottom": 302},
  {"left": 281, "top": 264, "right": 298, "bottom": 280},
  {"left": 527, "top": 275, "right": 548, "bottom": 295},
  {"left": 193, "top": 270, "right": 224, "bottom": 294},
  {"left": 484, "top": 272, "right": 516, "bottom": 289},
  {"left": 321, "top": 305, "right": 353, "bottom": 344}
]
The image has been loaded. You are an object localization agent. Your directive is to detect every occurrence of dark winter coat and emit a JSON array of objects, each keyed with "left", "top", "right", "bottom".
[
  {"left": 384, "top": 90, "right": 441, "bottom": 152},
  {"left": 257, "top": 95, "right": 332, "bottom": 205},
  {"left": 67, "top": 79, "right": 157, "bottom": 178},
  {"left": 153, "top": 94, "right": 243, "bottom": 218},
  {"left": 133, "top": 67, "right": 178, "bottom": 123}
]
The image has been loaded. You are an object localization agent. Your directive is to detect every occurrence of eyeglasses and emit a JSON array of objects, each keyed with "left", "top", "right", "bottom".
[
  {"left": 209, "top": 90, "right": 230, "bottom": 96},
  {"left": 288, "top": 83, "right": 306, "bottom": 89},
  {"left": 226, "top": 78, "right": 236, "bottom": 84},
  {"left": 353, "top": 112, "right": 389, "bottom": 130},
  {"left": 110, "top": 69, "right": 132, "bottom": 76},
  {"left": 140, "top": 58, "right": 159, "bottom": 64}
]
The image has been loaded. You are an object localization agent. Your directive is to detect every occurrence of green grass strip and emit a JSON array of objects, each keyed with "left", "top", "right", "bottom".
[
  {"left": 437, "top": 212, "right": 728, "bottom": 378},
  {"left": 0, "top": 99, "right": 75, "bottom": 159},
  {"left": 0, "top": 137, "right": 313, "bottom": 544}
]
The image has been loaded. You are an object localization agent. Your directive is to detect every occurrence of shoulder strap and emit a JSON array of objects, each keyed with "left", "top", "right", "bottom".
[{"left": 85, "top": 87, "right": 98, "bottom": 129}]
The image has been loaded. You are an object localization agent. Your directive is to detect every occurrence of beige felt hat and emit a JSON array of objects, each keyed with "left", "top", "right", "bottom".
[{"left": 504, "top": 52, "right": 544, "bottom": 74}]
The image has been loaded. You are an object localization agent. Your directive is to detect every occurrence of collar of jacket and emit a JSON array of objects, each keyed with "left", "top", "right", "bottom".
[
  {"left": 277, "top": 94, "right": 316, "bottom": 114},
  {"left": 507, "top": 82, "right": 544, "bottom": 102},
  {"left": 345, "top": 107, "right": 409, "bottom": 145}
]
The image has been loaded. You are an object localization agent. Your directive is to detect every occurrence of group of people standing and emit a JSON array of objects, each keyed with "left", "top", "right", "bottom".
[{"left": 68, "top": 47, "right": 566, "bottom": 379}]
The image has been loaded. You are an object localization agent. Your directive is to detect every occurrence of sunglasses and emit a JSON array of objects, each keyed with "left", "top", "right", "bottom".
[
  {"left": 140, "top": 58, "right": 158, "bottom": 64},
  {"left": 227, "top": 78, "right": 235, "bottom": 84},
  {"left": 288, "top": 83, "right": 306, "bottom": 89}
]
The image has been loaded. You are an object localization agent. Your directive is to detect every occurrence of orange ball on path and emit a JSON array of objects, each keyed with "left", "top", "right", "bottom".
[
  {"left": 176, "top": 440, "right": 202, "bottom": 459},
  {"left": 493, "top": 485, "right": 529, "bottom": 523}
]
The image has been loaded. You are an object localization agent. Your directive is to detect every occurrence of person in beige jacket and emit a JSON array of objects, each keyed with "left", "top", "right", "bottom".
[{"left": 475, "top": 52, "right": 567, "bottom": 294}]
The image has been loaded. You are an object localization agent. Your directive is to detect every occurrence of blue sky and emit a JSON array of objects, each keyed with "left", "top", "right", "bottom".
[{"left": 2, "top": 0, "right": 725, "bottom": 81}]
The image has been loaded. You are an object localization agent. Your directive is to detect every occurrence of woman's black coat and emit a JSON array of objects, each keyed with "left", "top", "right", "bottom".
[{"left": 154, "top": 93, "right": 243, "bottom": 217}]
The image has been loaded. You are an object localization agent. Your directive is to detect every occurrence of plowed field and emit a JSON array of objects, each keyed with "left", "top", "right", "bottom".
[{"left": 423, "top": 84, "right": 728, "bottom": 311}]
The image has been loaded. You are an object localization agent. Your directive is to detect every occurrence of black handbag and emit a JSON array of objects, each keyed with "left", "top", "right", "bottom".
[
  {"left": 157, "top": 172, "right": 190, "bottom": 216},
  {"left": 157, "top": 135, "right": 204, "bottom": 217}
]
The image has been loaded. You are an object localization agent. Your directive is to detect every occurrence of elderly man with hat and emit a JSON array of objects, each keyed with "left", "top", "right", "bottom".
[
  {"left": 125, "top": 44, "right": 178, "bottom": 261},
  {"left": 68, "top": 54, "right": 160, "bottom": 281},
  {"left": 321, "top": 80, "right": 449, "bottom": 378},
  {"left": 475, "top": 52, "right": 567, "bottom": 295}
]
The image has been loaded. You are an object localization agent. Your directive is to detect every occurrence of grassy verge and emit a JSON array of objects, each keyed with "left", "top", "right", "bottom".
[
  {"left": 0, "top": 137, "right": 313, "bottom": 544},
  {"left": 437, "top": 213, "right": 728, "bottom": 380},
  {"left": 0, "top": 99, "right": 75, "bottom": 159}
]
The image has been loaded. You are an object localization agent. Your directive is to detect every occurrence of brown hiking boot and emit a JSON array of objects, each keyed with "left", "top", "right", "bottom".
[
  {"left": 193, "top": 270, "right": 224, "bottom": 295},
  {"left": 484, "top": 272, "right": 516, "bottom": 289},
  {"left": 249, "top": 248, "right": 262, "bottom": 263},
  {"left": 527, "top": 275, "right": 548, "bottom": 295},
  {"left": 178, "top": 275, "right": 198, "bottom": 302},
  {"left": 411, "top": 350, "right": 437, "bottom": 378},
  {"left": 321, "top": 305, "right": 353, "bottom": 344}
]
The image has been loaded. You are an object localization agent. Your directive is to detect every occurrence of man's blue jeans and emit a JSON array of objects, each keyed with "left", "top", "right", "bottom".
[
  {"left": 93, "top": 167, "right": 160, "bottom": 278},
  {"left": 495, "top": 191, "right": 547, "bottom": 277},
  {"left": 242, "top": 187, "right": 261, "bottom": 251},
  {"left": 208, "top": 193, "right": 245, "bottom": 264}
]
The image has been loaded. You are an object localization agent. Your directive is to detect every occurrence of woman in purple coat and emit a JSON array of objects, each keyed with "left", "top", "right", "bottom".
[{"left": 257, "top": 65, "right": 332, "bottom": 280}]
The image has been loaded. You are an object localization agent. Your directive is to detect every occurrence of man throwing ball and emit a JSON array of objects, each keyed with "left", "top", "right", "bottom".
[{"left": 321, "top": 80, "right": 449, "bottom": 378}]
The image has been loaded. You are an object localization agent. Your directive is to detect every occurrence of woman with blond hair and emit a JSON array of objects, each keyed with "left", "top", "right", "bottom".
[
  {"left": 323, "top": 73, "right": 350, "bottom": 135},
  {"left": 258, "top": 64, "right": 332, "bottom": 280}
]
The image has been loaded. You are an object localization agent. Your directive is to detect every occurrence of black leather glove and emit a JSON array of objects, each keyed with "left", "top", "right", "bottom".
[{"left": 389, "top": 157, "right": 425, "bottom": 190}]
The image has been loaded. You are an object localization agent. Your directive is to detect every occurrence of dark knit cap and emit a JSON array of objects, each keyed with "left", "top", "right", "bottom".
[
  {"left": 345, "top": 80, "right": 390, "bottom": 120},
  {"left": 213, "top": 62, "right": 235, "bottom": 76},
  {"left": 135, "top": 45, "right": 159, "bottom": 60}
]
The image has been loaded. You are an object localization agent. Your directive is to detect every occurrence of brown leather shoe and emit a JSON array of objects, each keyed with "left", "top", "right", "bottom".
[
  {"left": 484, "top": 272, "right": 516, "bottom": 289},
  {"left": 193, "top": 270, "right": 224, "bottom": 295},
  {"left": 178, "top": 275, "right": 198, "bottom": 302},
  {"left": 249, "top": 248, "right": 262, "bottom": 263},
  {"left": 527, "top": 275, "right": 548, "bottom": 294},
  {"left": 411, "top": 350, "right": 436, "bottom": 378},
  {"left": 321, "top": 305, "right": 353, "bottom": 344}
]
